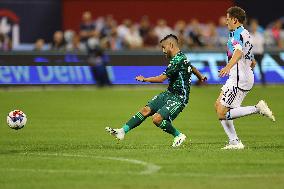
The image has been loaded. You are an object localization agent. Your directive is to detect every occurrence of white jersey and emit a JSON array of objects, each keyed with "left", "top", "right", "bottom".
[{"left": 227, "top": 26, "right": 254, "bottom": 91}]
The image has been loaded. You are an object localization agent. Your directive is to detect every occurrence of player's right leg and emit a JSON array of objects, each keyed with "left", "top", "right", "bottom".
[
  {"left": 255, "top": 100, "right": 275, "bottom": 121},
  {"left": 217, "top": 81, "right": 275, "bottom": 121},
  {"left": 105, "top": 93, "right": 164, "bottom": 140},
  {"left": 105, "top": 106, "right": 152, "bottom": 140},
  {"left": 223, "top": 95, "right": 275, "bottom": 121}
]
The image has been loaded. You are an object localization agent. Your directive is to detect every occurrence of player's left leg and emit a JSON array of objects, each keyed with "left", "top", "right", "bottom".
[
  {"left": 215, "top": 91, "right": 240, "bottom": 147},
  {"left": 152, "top": 114, "right": 180, "bottom": 137},
  {"left": 216, "top": 99, "right": 244, "bottom": 149},
  {"left": 152, "top": 99, "right": 186, "bottom": 147}
]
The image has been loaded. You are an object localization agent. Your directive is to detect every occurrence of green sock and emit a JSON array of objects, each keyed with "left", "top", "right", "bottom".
[
  {"left": 158, "top": 120, "right": 180, "bottom": 137},
  {"left": 122, "top": 112, "right": 146, "bottom": 133}
]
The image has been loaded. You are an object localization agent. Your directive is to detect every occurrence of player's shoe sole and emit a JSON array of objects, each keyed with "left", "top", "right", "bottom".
[
  {"left": 221, "top": 141, "right": 245, "bottom": 150},
  {"left": 172, "top": 133, "right": 186, "bottom": 147},
  {"left": 256, "top": 100, "right": 275, "bottom": 122},
  {"left": 105, "top": 127, "right": 125, "bottom": 140}
]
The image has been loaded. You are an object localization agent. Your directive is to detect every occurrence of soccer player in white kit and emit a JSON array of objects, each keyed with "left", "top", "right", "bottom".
[{"left": 215, "top": 6, "right": 275, "bottom": 150}]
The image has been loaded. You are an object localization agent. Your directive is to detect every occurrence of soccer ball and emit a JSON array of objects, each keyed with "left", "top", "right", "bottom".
[{"left": 7, "top": 110, "right": 27, "bottom": 130}]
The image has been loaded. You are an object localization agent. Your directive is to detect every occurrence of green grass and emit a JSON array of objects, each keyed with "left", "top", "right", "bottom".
[{"left": 0, "top": 85, "right": 283, "bottom": 189}]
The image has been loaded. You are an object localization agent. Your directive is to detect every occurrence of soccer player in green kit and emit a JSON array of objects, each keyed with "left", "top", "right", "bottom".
[{"left": 106, "top": 34, "right": 207, "bottom": 147}]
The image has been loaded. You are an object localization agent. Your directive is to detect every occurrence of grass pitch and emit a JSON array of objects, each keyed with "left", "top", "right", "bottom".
[{"left": 0, "top": 85, "right": 283, "bottom": 189}]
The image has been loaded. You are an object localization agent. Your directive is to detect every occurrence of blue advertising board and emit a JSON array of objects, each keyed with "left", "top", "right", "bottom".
[{"left": 0, "top": 52, "right": 283, "bottom": 84}]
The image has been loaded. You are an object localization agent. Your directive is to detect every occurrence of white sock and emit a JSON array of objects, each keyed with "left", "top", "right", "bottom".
[
  {"left": 220, "top": 120, "right": 238, "bottom": 142},
  {"left": 227, "top": 106, "right": 258, "bottom": 119}
]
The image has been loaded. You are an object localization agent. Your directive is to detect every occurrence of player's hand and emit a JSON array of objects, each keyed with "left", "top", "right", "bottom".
[
  {"left": 200, "top": 76, "right": 207, "bottom": 82},
  {"left": 218, "top": 66, "right": 230, "bottom": 77},
  {"left": 135, "top": 75, "right": 145, "bottom": 82}
]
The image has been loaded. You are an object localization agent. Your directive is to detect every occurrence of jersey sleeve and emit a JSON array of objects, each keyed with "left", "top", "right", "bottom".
[
  {"left": 187, "top": 60, "right": 193, "bottom": 68},
  {"left": 163, "top": 62, "right": 180, "bottom": 78}
]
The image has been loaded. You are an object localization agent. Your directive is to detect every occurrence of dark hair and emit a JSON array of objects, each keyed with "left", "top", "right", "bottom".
[
  {"left": 227, "top": 6, "right": 246, "bottom": 24},
  {"left": 160, "top": 34, "right": 178, "bottom": 43}
]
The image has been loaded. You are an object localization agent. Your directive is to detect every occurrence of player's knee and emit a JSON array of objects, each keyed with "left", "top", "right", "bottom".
[
  {"left": 152, "top": 113, "right": 163, "bottom": 126},
  {"left": 216, "top": 108, "right": 227, "bottom": 120},
  {"left": 140, "top": 106, "right": 151, "bottom": 117}
]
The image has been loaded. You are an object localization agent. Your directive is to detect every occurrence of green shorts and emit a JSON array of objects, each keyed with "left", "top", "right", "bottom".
[{"left": 147, "top": 91, "right": 185, "bottom": 122}]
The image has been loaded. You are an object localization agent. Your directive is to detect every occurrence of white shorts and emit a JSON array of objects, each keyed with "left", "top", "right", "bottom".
[{"left": 220, "top": 82, "right": 248, "bottom": 108}]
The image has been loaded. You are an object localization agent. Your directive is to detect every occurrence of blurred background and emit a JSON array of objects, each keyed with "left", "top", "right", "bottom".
[{"left": 0, "top": 0, "right": 283, "bottom": 85}]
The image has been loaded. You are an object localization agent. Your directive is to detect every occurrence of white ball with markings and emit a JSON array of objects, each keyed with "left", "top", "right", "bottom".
[{"left": 7, "top": 110, "right": 27, "bottom": 130}]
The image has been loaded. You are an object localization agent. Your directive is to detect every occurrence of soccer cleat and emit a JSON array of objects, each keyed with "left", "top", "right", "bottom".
[
  {"left": 172, "top": 133, "right": 186, "bottom": 147},
  {"left": 256, "top": 100, "right": 275, "bottom": 122},
  {"left": 105, "top": 127, "right": 125, "bottom": 140},
  {"left": 221, "top": 141, "right": 245, "bottom": 150}
]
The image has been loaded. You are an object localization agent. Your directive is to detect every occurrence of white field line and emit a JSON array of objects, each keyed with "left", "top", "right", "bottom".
[
  {"left": 13, "top": 152, "right": 161, "bottom": 175},
  {"left": 1, "top": 153, "right": 283, "bottom": 178}
]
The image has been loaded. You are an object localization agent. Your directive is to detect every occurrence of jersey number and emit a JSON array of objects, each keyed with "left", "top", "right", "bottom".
[{"left": 244, "top": 41, "right": 253, "bottom": 60}]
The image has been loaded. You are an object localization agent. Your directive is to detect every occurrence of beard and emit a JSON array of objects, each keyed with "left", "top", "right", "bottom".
[{"left": 164, "top": 51, "right": 172, "bottom": 59}]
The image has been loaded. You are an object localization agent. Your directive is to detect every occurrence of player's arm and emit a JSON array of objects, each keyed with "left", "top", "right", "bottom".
[
  {"left": 136, "top": 62, "right": 178, "bottom": 83},
  {"left": 191, "top": 66, "right": 207, "bottom": 82},
  {"left": 136, "top": 74, "right": 167, "bottom": 83},
  {"left": 219, "top": 49, "right": 242, "bottom": 77}
]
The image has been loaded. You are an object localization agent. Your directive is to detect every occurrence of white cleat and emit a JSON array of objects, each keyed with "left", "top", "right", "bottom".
[
  {"left": 256, "top": 100, "right": 276, "bottom": 122},
  {"left": 105, "top": 127, "right": 125, "bottom": 140},
  {"left": 172, "top": 133, "right": 186, "bottom": 147},
  {"left": 221, "top": 141, "right": 245, "bottom": 150}
]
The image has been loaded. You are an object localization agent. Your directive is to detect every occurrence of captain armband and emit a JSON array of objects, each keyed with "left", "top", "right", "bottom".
[{"left": 234, "top": 44, "right": 243, "bottom": 51}]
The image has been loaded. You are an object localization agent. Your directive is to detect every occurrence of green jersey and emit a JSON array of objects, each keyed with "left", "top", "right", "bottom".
[{"left": 163, "top": 51, "right": 192, "bottom": 105}]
